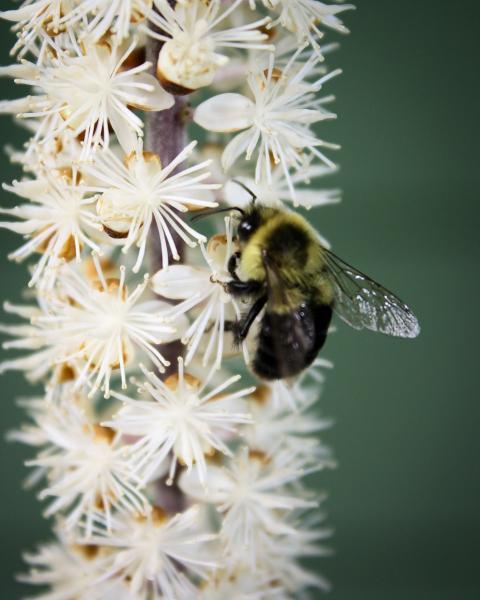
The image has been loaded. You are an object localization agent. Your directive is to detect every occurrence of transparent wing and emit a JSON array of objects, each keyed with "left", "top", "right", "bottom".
[{"left": 322, "top": 248, "right": 420, "bottom": 338}]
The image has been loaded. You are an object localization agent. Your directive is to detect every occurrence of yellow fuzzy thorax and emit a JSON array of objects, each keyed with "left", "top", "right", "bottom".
[
  {"left": 239, "top": 209, "right": 324, "bottom": 283},
  {"left": 236, "top": 206, "right": 336, "bottom": 311}
]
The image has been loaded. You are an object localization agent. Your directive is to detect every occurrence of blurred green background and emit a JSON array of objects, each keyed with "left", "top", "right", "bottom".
[{"left": 0, "top": 1, "right": 479, "bottom": 598}]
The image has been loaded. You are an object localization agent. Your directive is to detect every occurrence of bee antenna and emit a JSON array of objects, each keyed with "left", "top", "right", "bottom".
[
  {"left": 232, "top": 179, "right": 257, "bottom": 203},
  {"left": 191, "top": 206, "right": 245, "bottom": 222}
]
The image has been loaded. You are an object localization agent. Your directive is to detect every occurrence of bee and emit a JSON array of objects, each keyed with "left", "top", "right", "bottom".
[{"left": 221, "top": 192, "right": 420, "bottom": 381}]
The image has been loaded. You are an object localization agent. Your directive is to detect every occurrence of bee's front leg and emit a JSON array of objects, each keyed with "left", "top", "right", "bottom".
[
  {"left": 227, "top": 251, "right": 241, "bottom": 280},
  {"left": 225, "top": 294, "right": 268, "bottom": 343}
]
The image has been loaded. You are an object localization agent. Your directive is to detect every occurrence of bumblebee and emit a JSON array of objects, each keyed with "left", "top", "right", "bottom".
[{"left": 223, "top": 199, "right": 420, "bottom": 381}]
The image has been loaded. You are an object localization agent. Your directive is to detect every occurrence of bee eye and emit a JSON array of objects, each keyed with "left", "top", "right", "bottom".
[
  {"left": 238, "top": 215, "right": 259, "bottom": 241},
  {"left": 238, "top": 220, "right": 253, "bottom": 239}
]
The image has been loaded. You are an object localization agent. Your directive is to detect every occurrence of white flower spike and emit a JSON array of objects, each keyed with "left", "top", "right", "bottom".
[{"left": 0, "top": 0, "right": 353, "bottom": 596}]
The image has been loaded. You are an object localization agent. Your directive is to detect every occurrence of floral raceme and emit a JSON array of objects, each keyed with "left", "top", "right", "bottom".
[{"left": 0, "top": 0, "right": 352, "bottom": 597}]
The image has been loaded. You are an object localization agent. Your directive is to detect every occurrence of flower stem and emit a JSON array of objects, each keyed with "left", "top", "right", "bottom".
[
  {"left": 146, "top": 3, "right": 187, "bottom": 377},
  {"left": 146, "top": 4, "right": 187, "bottom": 269},
  {"left": 146, "top": 4, "right": 186, "bottom": 512}
]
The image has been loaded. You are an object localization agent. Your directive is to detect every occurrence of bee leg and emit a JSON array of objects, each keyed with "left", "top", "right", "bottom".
[
  {"left": 237, "top": 295, "right": 268, "bottom": 340},
  {"left": 225, "top": 295, "right": 267, "bottom": 344},
  {"left": 225, "top": 278, "right": 263, "bottom": 297},
  {"left": 228, "top": 252, "right": 241, "bottom": 280}
]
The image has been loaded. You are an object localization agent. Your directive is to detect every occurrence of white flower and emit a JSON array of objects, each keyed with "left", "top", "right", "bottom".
[
  {"left": 65, "top": 0, "right": 153, "bottom": 43},
  {"left": 211, "top": 22, "right": 338, "bottom": 93},
  {"left": 244, "top": 384, "right": 335, "bottom": 471},
  {"left": 7, "top": 387, "right": 92, "bottom": 487},
  {"left": 251, "top": 0, "right": 354, "bottom": 51},
  {"left": 82, "top": 140, "right": 219, "bottom": 272},
  {"left": 261, "top": 357, "right": 334, "bottom": 411},
  {"left": 7, "top": 396, "right": 50, "bottom": 449},
  {"left": 201, "top": 567, "right": 284, "bottom": 599},
  {"left": 7, "top": 394, "right": 56, "bottom": 491},
  {"left": 194, "top": 52, "right": 341, "bottom": 199},
  {"left": 10, "top": 41, "right": 173, "bottom": 157},
  {"left": 201, "top": 510, "right": 332, "bottom": 597},
  {"left": 180, "top": 446, "right": 317, "bottom": 564},
  {"left": 224, "top": 161, "right": 341, "bottom": 209},
  {"left": 0, "top": 171, "right": 100, "bottom": 288},
  {"left": 0, "top": 0, "right": 351, "bottom": 591},
  {"left": 145, "top": 0, "right": 273, "bottom": 92},
  {"left": 106, "top": 359, "right": 253, "bottom": 486},
  {"left": 5, "top": 127, "right": 83, "bottom": 176},
  {"left": 0, "top": 301, "right": 66, "bottom": 383},
  {"left": 19, "top": 533, "right": 131, "bottom": 600},
  {"left": 87, "top": 505, "right": 218, "bottom": 600},
  {"left": 1, "top": 2, "right": 153, "bottom": 62},
  {"left": 255, "top": 515, "right": 333, "bottom": 595},
  {"left": 21, "top": 400, "right": 150, "bottom": 535},
  {"left": 0, "top": 259, "right": 184, "bottom": 396},
  {"left": 152, "top": 218, "right": 244, "bottom": 372},
  {"left": 0, "top": 1, "right": 76, "bottom": 63}
]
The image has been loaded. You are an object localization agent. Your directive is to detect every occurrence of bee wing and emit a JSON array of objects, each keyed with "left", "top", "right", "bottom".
[{"left": 322, "top": 248, "right": 420, "bottom": 338}]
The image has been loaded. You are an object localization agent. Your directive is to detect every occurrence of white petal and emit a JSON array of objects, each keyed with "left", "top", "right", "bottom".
[
  {"left": 222, "top": 129, "right": 255, "bottom": 172},
  {"left": 194, "top": 94, "right": 255, "bottom": 133},
  {"left": 0, "top": 97, "right": 34, "bottom": 114},
  {"left": 294, "top": 188, "right": 341, "bottom": 209},
  {"left": 0, "top": 221, "right": 35, "bottom": 234},
  {"left": 0, "top": 63, "right": 37, "bottom": 79},
  {"left": 169, "top": 311, "right": 189, "bottom": 340},
  {"left": 151, "top": 265, "right": 211, "bottom": 300},
  {"left": 0, "top": 6, "right": 37, "bottom": 21},
  {"left": 108, "top": 105, "right": 138, "bottom": 154},
  {"left": 133, "top": 73, "right": 174, "bottom": 111}
]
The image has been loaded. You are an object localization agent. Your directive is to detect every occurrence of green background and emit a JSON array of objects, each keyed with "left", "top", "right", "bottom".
[{"left": 0, "top": 1, "right": 479, "bottom": 598}]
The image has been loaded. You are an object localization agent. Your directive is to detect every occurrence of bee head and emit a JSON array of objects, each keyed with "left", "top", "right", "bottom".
[{"left": 237, "top": 204, "right": 281, "bottom": 244}]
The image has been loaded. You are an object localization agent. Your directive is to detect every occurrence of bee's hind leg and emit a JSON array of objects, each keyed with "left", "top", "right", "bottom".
[{"left": 225, "top": 295, "right": 267, "bottom": 344}]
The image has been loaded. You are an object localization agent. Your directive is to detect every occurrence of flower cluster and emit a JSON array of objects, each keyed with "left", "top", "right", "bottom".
[{"left": 0, "top": 1, "right": 352, "bottom": 597}]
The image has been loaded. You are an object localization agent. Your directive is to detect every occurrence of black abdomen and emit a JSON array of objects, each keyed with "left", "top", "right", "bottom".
[{"left": 252, "top": 301, "right": 332, "bottom": 380}]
